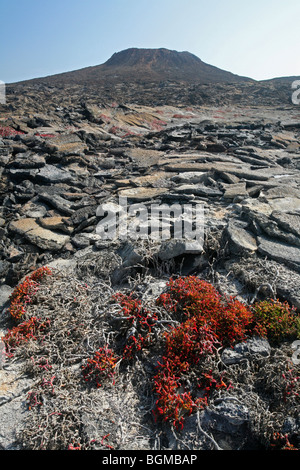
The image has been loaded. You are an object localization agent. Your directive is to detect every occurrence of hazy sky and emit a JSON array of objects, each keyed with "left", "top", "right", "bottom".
[{"left": 1, "top": 0, "right": 300, "bottom": 83}]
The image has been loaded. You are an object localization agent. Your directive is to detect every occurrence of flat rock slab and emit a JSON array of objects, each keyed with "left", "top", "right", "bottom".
[
  {"left": 118, "top": 187, "right": 168, "bottom": 201},
  {"left": 225, "top": 221, "right": 257, "bottom": 255},
  {"left": 241, "top": 197, "right": 300, "bottom": 216},
  {"left": 44, "top": 133, "right": 87, "bottom": 155},
  {"left": 35, "top": 165, "right": 75, "bottom": 185},
  {"left": 0, "top": 365, "right": 35, "bottom": 449},
  {"left": 0, "top": 285, "right": 13, "bottom": 311},
  {"left": 170, "top": 172, "right": 206, "bottom": 184},
  {"left": 250, "top": 211, "right": 300, "bottom": 247},
  {"left": 38, "top": 192, "right": 75, "bottom": 215},
  {"left": 9, "top": 218, "right": 70, "bottom": 251},
  {"left": 262, "top": 185, "right": 300, "bottom": 199},
  {"left": 257, "top": 235, "right": 300, "bottom": 271},
  {"left": 158, "top": 239, "right": 204, "bottom": 260},
  {"left": 267, "top": 197, "right": 300, "bottom": 213},
  {"left": 174, "top": 184, "right": 223, "bottom": 198},
  {"left": 21, "top": 201, "right": 49, "bottom": 218},
  {"left": 130, "top": 171, "right": 174, "bottom": 187},
  {"left": 38, "top": 216, "right": 73, "bottom": 234},
  {"left": 8, "top": 151, "right": 46, "bottom": 169},
  {"left": 223, "top": 182, "right": 248, "bottom": 200},
  {"left": 127, "top": 148, "right": 163, "bottom": 168},
  {"left": 271, "top": 211, "right": 300, "bottom": 237},
  {"left": 163, "top": 161, "right": 291, "bottom": 181}
]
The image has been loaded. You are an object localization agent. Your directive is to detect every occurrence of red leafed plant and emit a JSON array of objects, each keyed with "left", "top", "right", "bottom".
[
  {"left": 153, "top": 275, "right": 300, "bottom": 430},
  {"left": 82, "top": 346, "right": 119, "bottom": 388},
  {"left": 156, "top": 276, "right": 253, "bottom": 346},
  {"left": 3, "top": 317, "right": 51, "bottom": 357},
  {"left": 163, "top": 318, "right": 220, "bottom": 367},
  {"left": 113, "top": 292, "right": 158, "bottom": 360},
  {"left": 153, "top": 276, "right": 259, "bottom": 429},
  {"left": 152, "top": 316, "right": 226, "bottom": 430},
  {"left": 156, "top": 276, "right": 221, "bottom": 318},
  {"left": 8, "top": 267, "right": 52, "bottom": 322},
  {"left": 153, "top": 370, "right": 205, "bottom": 431},
  {"left": 0, "top": 126, "right": 25, "bottom": 137},
  {"left": 271, "top": 432, "right": 299, "bottom": 451},
  {"left": 151, "top": 118, "right": 167, "bottom": 131}
]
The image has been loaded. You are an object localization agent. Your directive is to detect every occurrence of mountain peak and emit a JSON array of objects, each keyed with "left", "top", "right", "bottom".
[
  {"left": 14, "top": 47, "right": 253, "bottom": 86},
  {"left": 104, "top": 47, "right": 202, "bottom": 68},
  {"left": 100, "top": 47, "right": 251, "bottom": 84}
]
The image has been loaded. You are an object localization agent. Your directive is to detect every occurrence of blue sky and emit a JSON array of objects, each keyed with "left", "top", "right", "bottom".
[{"left": 1, "top": 0, "right": 300, "bottom": 83}]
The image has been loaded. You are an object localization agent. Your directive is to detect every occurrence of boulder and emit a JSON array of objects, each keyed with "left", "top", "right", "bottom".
[
  {"left": 221, "top": 337, "right": 271, "bottom": 365},
  {"left": 158, "top": 238, "right": 203, "bottom": 260}
]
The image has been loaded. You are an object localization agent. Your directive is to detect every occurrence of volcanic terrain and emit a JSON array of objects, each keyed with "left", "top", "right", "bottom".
[{"left": 0, "top": 48, "right": 300, "bottom": 451}]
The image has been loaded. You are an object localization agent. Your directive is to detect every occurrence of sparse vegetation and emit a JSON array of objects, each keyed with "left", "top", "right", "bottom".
[{"left": 2, "top": 268, "right": 299, "bottom": 450}]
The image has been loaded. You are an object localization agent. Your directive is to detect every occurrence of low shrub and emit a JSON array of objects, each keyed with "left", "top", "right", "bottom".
[
  {"left": 251, "top": 299, "right": 300, "bottom": 344},
  {"left": 154, "top": 275, "right": 300, "bottom": 429},
  {"left": 8, "top": 267, "right": 52, "bottom": 322},
  {"left": 3, "top": 317, "right": 51, "bottom": 357},
  {"left": 153, "top": 320, "right": 223, "bottom": 429},
  {"left": 82, "top": 346, "right": 118, "bottom": 388},
  {"left": 157, "top": 276, "right": 253, "bottom": 346},
  {"left": 113, "top": 292, "right": 158, "bottom": 360}
]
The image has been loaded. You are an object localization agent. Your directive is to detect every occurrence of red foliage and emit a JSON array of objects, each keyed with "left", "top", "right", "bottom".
[
  {"left": 271, "top": 432, "right": 299, "bottom": 450},
  {"left": 82, "top": 346, "right": 118, "bottom": 388},
  {"left": 68, "top": 443, "right": 82, "bottom": 450},
  {"left": 282, "top": 368, "right": 300, "bottom": 402},
  {"left": 153, "top": 276, "right": 258, "bottom": 428},
  {"left": 113, "top": 293, "right": 158, "bottom": 360},
  {"left": 109, "top": 125, "right": 121, "bottom": 135},
  {"left": 99, "top": 113, "right": 111, "bottom": 122},
  {"left": 0, "top": 126, "right": 25, "bottom": 137},
  {"left": 34, "top": 133, "right": 55, "bottom": 138},
  {"left": 152, "top": 318, "right": 224, "bottom": 429},
  {"left": 157, "top": 276, "right": 253, "bottom": 346},
  {"left": 163, "top": 318, "right": 219, "bottom": 367},
  {"left": 153, "top": 371, "right": 205, "bottom": 430},
  {"left": 151, "top": 118, "right": 167, "bottom": 131},
  {"left": 8, "top": 267, "right": 52, "bottom": 322},
  {"left": 153, "top": 275, "right": 300, "bottom": 429},
  {"left": 3, "top": 317, "right": 51, "bottom": 357}
]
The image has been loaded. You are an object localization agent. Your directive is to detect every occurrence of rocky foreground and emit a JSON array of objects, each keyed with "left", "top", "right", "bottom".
[{"left": 0, "top": 84, "right": 300, "bottom": 450}]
